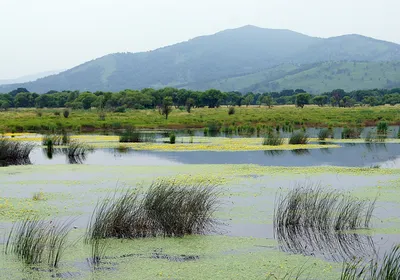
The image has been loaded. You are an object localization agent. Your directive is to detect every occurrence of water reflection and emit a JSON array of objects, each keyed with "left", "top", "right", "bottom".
[{"left": 291, "top": 149, "right": 310, "bottom": 156}]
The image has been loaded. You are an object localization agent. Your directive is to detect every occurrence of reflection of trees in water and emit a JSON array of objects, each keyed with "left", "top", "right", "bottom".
[
  {"left": 291, "top": 149, "right": 310, "bottom": 156},
  {"left": 264, "top": 150, "right": 285, "bottom": 157},
  {"left": 319, "top": 148, "right": 332, "bottom": 155},
  {"left": 275, "top": 225, "right": 377, "bottom": 262}
]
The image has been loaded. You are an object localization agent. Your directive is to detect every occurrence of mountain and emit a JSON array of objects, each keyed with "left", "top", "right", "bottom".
[
  {"left": 0, "top": 70, "right": 63, "bottom": 86},
  {"left": 1, "top": 25, "right": 400, "bottom": 93}
]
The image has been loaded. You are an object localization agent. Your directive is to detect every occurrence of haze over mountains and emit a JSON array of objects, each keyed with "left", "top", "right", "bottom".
[{"left": 1, "top": 25, "right": 400, "bottom": 94}]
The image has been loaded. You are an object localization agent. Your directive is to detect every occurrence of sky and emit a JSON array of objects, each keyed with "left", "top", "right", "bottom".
[{"left": 0, "top": 0, "right": 399, "bottom": 79}]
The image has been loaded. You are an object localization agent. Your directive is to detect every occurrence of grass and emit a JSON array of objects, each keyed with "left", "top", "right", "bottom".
[
  {"left": 86, "top": 180, "right": 219, "bottom": 241},
  {"left": 341, "top": 245, "right": 400, "bottom": 279},
  {"left": 0, "top": 138, "right": 34, "bottom": 165},
  {"left": 342, "top": 127, "right": 363, "bottom": 139},
  {"left": 1, "top": 106, "right": 399, "bottom": 133},
  {"left": 289, "top": 132, "right": 309, "bottom": 144},
  {"left": 262, "top": 133, "right": 284, "bottom": 146},
  {"left": 5, "top": 216, "right": 73, "bottom": 267},
  {"left": 318, "top": 128, "right": 333, "bottom": 140},
  {"left": 119, "top": 128, "right": 156, "bottom": 143}
]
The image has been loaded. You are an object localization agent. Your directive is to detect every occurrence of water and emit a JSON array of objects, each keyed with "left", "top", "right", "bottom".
[{"left": 22, "top": 142, "right": 400, "bottom": 168}]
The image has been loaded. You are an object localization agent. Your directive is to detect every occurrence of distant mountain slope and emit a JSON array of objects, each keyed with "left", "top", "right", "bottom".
[
  {"left": 0, "top": 70, "right": 62, "bottom": 85},
  {"left": 1, "top": 25, "right": 400, "bottom": 93}
]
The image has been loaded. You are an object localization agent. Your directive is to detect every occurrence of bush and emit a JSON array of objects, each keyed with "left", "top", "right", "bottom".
[
  {"left": 228, "top": 106, "right": 235, "bottom": 115},
  {"left": 262, "top": 133, "right": 284, "bottom": 146},
  {"left": 54, "top": 111, "right": 60, "bottom": 116},
  {"left": 113, "top": 106, "right": 126, "bottom": 113},
  {"left": 289, "top": 132, "right": 309, "bottom": 144},
  {"left": 63, "top": 110, "right": 70, "bottom": 118}
]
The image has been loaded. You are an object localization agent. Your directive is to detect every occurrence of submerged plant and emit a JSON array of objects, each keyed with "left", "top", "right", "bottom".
[
  {"left": 289, "top": 132, "right": 309, "bottom": 145},
  {"left": 5, "top": 217, "right": 73, "bottom": 267}
]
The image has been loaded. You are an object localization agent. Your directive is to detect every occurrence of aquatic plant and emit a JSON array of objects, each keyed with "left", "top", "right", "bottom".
[
  {"left": 32, "top": 192, "right": 45, "bottom": 201},
  {"left": 341, "top": 245, "right": 400, "bottom": 280},
  {"left": 376, "top": 121, "right": 388, "bottom": 135},
  {"left": 318, "top": 128, "right": 333, "bottom": 140},
  {"left": 262, "top": 133, "right": 284, "bottom": 146},
  {"left": 274, "top": 184, "right": 377, "bottom": 261},
  {"left": 342, "top": 127, "right": 363, "bottom": 139},
  {"left": 169, "top": 132, "right": 176, "bottom": 144},
  {"left": 206, "top": 122, "right": 221, "bottom": 136},
  {"left": 5, "top": 217, "right": 73, "bottom": 267},
  {"left": 289, "top": 132, "right": 309, "bottom": 145},
  {"left": 86, "top": 180, "right": 219, "bottom": 242},
  {"left": 0, "top": 138, "right": 34, "bottom": 165},
  {"left": 65, "top": 141, "right": 92, "bottom": 158},
  {"left": 119, "top": 128, "right": 155, "bottom": 143}
]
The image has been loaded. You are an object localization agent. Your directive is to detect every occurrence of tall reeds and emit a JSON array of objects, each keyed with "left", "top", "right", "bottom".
[
  {"left": 289, "top": 132, "right": 309, "bottom": 144},
  {"left": 5, "top": 217, "right": 73, "bottom": 267},
  {"left": 119, "top": 128, "right": 155, "bottom": 143},
  {"left": 0, "top": 138, "right": 34, "bottom": 165},
  {"left": 262, "top": 133, "right": 284, "bottom": 146}
]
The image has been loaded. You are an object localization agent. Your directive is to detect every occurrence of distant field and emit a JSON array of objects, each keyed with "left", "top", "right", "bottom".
[{"left": 0, "top": 105, "right": 399, "bottom": 133}]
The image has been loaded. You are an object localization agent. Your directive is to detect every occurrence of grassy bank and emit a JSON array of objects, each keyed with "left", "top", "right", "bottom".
[{"left": 0, "top": 105, "right": 399, "bottom": 133}]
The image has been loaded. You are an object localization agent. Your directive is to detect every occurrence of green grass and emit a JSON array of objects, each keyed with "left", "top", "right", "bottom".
[{"left": 0, "top": 105, "right": 399, "bottom": 133}]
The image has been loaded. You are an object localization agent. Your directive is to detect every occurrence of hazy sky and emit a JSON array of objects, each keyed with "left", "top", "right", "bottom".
[{"left": 1, "top": 0, "right": 399, "bottom": 79}]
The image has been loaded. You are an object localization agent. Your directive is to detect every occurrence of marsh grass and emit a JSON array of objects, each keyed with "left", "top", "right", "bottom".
[
  {"left": 119, "top": 128, "right": 155, "bottom": 143},
  {"left": 318, "top": 128, "right": 333, "bottom": 140},
  {"left": 262, "top": 133, "right": 284, "bottom": 146},
  {"left": 342, "top": 127, "right": 363, "bottom": 139},
  {"left": 86, "top": 180, "right": 219, "bottom": 242},
  {"left": 32, "top": 192, "right": 45, "bottom": 201},
  {"left": 289, "top": 132, "right": 309, "bottom": 144},
  {"left": 5, "top": 217, "right": 74, "bottom": 267},
  {"left": 341, "top": 245, "right": 400, "bottom": 280},
  {"left": 0, "top": 138, "right": 34, "bottom": 165}
]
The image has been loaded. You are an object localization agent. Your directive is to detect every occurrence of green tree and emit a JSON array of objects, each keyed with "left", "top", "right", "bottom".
[
  {"left": 161, "top": 97, "right": 173, "bottom": 119},
  {"left": 185, "top": 98, "right": 195, "bottom": 113},
  {"left": 295, "top": 93, "right": 311, "bottom": 108},
  {"left": 262, "top": 95, "right": 273, "bottom": 108},
  {"left": 312, "top": 96, "right": 327, "bottom": 107},
  {"left": 76, "top": 92, "right": 97, "bottom": 110}
]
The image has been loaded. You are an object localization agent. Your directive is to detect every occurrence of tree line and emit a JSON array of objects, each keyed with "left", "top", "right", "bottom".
[{"left": 1, "top": 87, "right": 400, "bottom": 111}]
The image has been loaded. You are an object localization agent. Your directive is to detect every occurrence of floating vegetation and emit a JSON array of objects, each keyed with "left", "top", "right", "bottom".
[
  {"left": 0, "top": 138, "right": 34, "bottom": 166},
  {"left": 262, "top": 133, "right": 284, "bottom": 146},
  {"left": 274, "top": 184, "right": 377, "bottom": 260},
  {"left": 289, "top": 132, "right": 309, "bottom": 145},
  {"left": 5, "top": 216, "right": 73, "bottom": 267}
]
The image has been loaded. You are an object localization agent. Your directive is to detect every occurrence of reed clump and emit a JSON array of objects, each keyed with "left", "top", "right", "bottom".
[
  {"left": 119, "top": 128, "right": 155, "bottom": 143},
  {"left": 289, "top": 132, "right": 309, "bottom": 145},
  {"left": 262, "top": 133, "right": 284, "bottom": 146},
  {"left": 318, "top": 128, "right": 333, "bottom": 140},
  {"left": 5, "top": 217, "right": 73, "bottom": 267},
  {"left": 0, "top": 138, "right": 34, "bottom": 164}
]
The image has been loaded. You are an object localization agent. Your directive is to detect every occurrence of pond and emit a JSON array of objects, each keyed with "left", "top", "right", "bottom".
[{"left": 0, "top": 132, "right": 400, "bottom": 279}]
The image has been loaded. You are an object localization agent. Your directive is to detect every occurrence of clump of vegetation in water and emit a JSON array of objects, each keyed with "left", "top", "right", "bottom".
[
  {"left": 32, "top": 192, "right": 45, "bottom": 201},
  {"left": 86, "top": 180, "right": 219, "bottom": 241},
  {"left": 262, "top": 133, "right": 284, "bottom": 146},
  {"left": 341, "top": 245, "right": 400, "bottom": 279},
  {"left": 206, "top": 122, "right": 221, "bottom": 136},
  {"left": 5, "top": 217, "right": 73, "bottom": 267},
  {"left": 274, "top": 184, "right": 376, "bottom": 232},
  {"left": 169, "top": 133, "right": 176, "bottom": 144},
  {"left": 42, "top": 132, "right": 70, "bottom": 146},
  {"left": 376, "top": 121, "right": 388, "bottom": 135},
  {"left": 318, "top": 128, "right": 333, "bottom": 140},
  {"left": 0, "top": 138, "right": 34, "bottom": 165},
  {"left": 119, "top": 128, "right": 155, "bottom": 143},
  {"left": 65, "top": 141, "right": 93, "bottom": 164},
  {"left": 289, "top": 132, "right": 309, "bottom": 144},
  {"left": 342, "top": 127, "right": 363, "bottom": 139}
]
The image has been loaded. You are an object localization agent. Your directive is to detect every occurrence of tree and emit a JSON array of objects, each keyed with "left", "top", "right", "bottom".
[
  {"left": 75, "top": 92, "right": 97, "bottom": 110},
  {"left": 243, "top": 94, "right": 254, "bottom": 107},
  {"left": 295, "top": 93, "right": 311, "bottom": 108},
  {"left": 312, "top": 96, "right": 327, "bottom": 107},
  {"left": 185, "top": 98, "right": 195, "bottom": 113},
  {"left": 0, "top": 100, "right": 10, "bottom": 111},
  {"left": 161, "top": 97, "right": 173, "bottom": 119},
  {"left": 262, "top": 95, "right": 273, "bottom": 108}
]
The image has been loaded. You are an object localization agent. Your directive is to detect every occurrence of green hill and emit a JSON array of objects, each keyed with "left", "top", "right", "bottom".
[{"left": 1, "top": 25, "right": 400, "bottom": 93}]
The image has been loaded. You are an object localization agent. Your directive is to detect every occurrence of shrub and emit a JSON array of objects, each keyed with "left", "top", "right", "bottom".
[
  {"left": 113, "top": 106, "right": 126, "bottom": 113},
  {"left": 262, "top": 133, "right": 284, "bottom": 146},
  {"left": 63, "top": 110, "right": 70, "bottom": 118},
  {"left": 54, "top": 111, "right": 60, "bottom": 116},
  {"left": 289, "top": 132, "right": 309, "bottom": 144},
  {"left": 228, "top": 106, "right": 235, "bottom": 115}
]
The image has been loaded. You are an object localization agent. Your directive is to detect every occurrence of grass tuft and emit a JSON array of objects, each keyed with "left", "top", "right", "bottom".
[{"left": 289, "top": 132, "right": 309, "bottom": 145}]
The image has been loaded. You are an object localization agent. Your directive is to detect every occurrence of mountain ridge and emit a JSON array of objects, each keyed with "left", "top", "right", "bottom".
[{"left": 1, "top": 25, "right": 400, "bottom": 93}]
